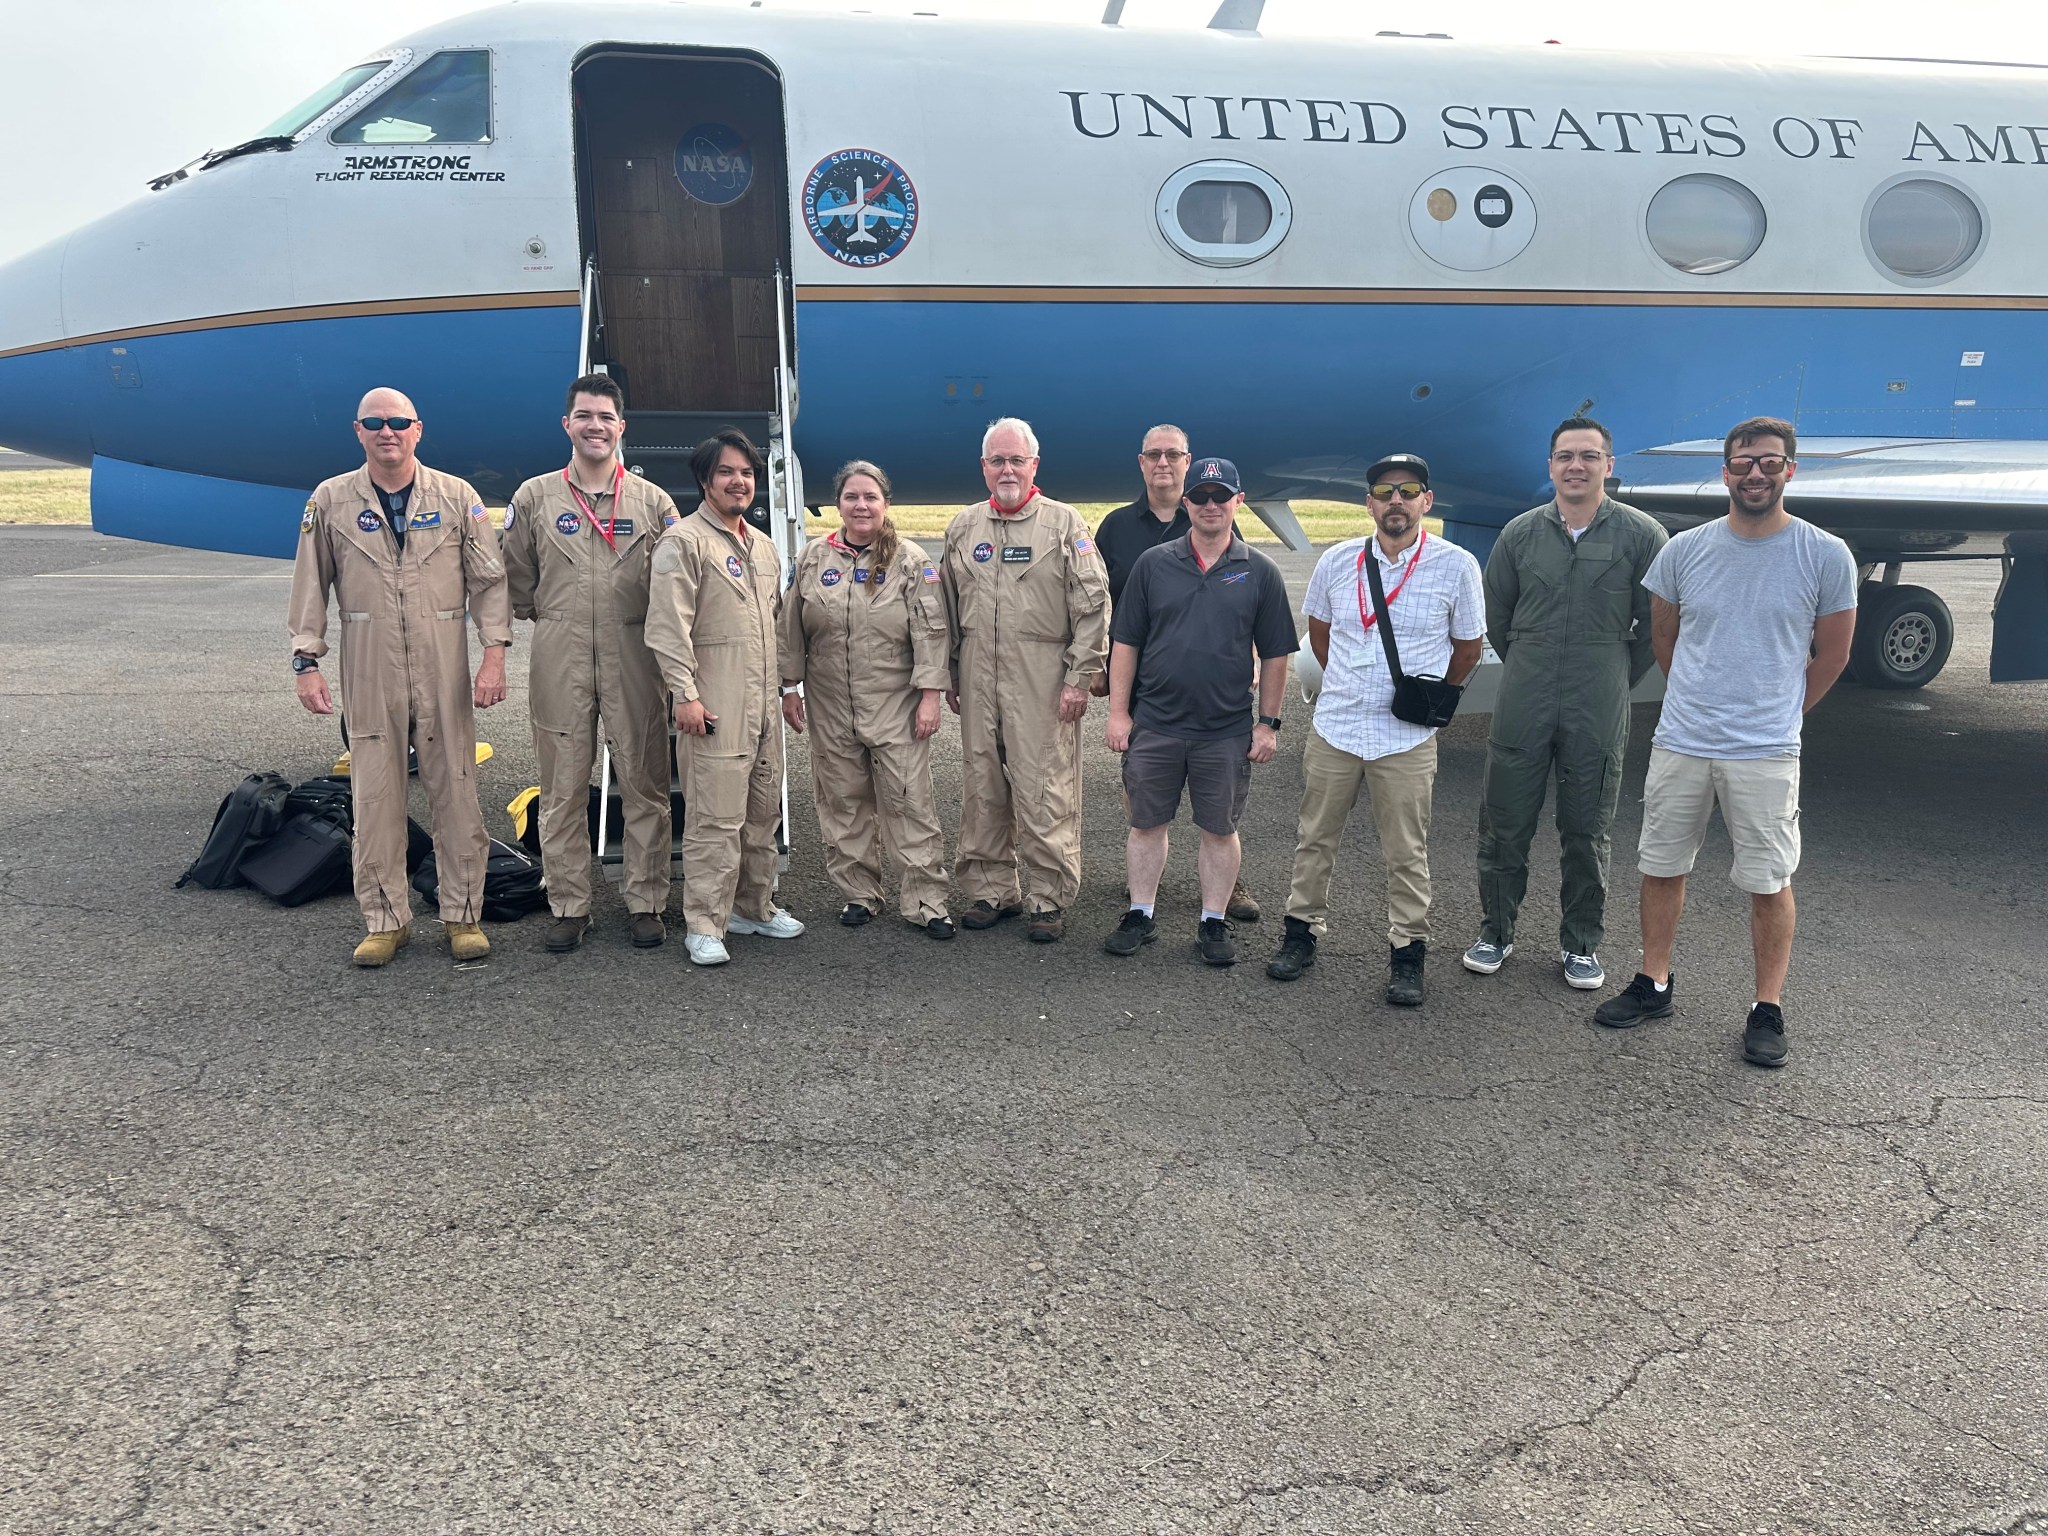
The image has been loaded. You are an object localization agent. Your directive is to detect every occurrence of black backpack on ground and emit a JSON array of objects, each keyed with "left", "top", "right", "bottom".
[
  {"left": 239, "top": 810, "right": 354, "bottom": 906},
  {"left": 412, "top": 839, "right": 547, "bottom": 922},
  {"left": 177, "top": 773, "right": 292, "bottom": 889}
]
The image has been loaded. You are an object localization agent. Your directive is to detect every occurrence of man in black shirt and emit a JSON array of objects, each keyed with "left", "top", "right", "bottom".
[
  {"left": 1102, "top": 457, "right": 1300, "bottom": 967},
  {"left": 1094, "top": 424, "right": 1194, "bottom": 604}
]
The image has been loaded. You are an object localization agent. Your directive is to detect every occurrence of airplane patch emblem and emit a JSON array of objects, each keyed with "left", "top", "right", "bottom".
[{"left": 803, "top": 148, "right": 918, "bottom": 268}]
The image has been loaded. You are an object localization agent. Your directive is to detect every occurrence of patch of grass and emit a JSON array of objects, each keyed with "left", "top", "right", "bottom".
[{"left": 0, "top": 468, "right": 92, "bottom": 525}]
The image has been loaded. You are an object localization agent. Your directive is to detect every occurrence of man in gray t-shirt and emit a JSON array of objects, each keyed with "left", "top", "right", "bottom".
[{"left": 1593, "top": 417, "right": 1858, "bottom": 1070}]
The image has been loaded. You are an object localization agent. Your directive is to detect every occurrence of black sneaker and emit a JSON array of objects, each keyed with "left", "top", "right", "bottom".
[
  {"left": 1266, "top": 916, "right": 1317, "bottom": 981},
  {"left": 1386, "top": 939, "right": 1426, "bottom": 1007},
  {"left": 839, "top": 902, "right": 873, "bottom": 927},
  {"left": 1103, "top": 908, "right": 1158, "bottom": 957},
  {"left": 1594, "top": 972, "right": 1675, "bottom": 1029},
  {"left": 1197, "top": 917, "right": 1239, "bottom": 967},
  {"left": 1742, "top": 1002, "right": 1789, "bottom": 1067},
  {"left": 960, "top": 900, "right": 1023, "bottom": 930},
  {"left": 924, "top": 916, "right": 956, "bottom": 941}
]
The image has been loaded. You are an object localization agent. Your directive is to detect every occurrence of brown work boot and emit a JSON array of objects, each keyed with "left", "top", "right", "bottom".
[
  {"left": 628, "top": 911, "right": 666, "bottom": 948},
  {"left": 1026, "top": 907, "right": 1067, "bottom": 944},
  {"left": 446, "top": 922, "right": 491, "bottom": 962},
  {"left": 544, "top": 914, "right": 591, "bottom": 953},
  {"left": 960, "top": 900, "right": 1023, "bottom": 930},
  {"left": 1227, "top": 878, "right": 1261, "bottom": 923},
  {"left": 352, "top": 925, "right": 411, "bottom": 968}
]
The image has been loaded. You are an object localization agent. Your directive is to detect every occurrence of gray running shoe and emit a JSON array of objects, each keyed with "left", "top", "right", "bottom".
[
  {"left": 1461, "top": 938, "right": 1512, "bottom": 974},
  {"left": 1561, "top": 951, "right": 1605, "bottom": 990}
]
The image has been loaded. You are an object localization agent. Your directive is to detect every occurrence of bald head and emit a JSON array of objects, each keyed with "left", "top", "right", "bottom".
[{"left": 353, "top": 386, "right": 424, "bottom": 485}]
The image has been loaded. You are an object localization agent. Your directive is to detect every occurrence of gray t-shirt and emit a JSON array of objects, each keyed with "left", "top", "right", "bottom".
[{"left": 1643, "top": 515, "right": 1858, "bottom": 759}]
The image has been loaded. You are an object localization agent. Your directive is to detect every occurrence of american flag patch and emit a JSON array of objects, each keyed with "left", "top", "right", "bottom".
[
  {"left": 922, "top": 564, "right": 940, "bottom": 583},
  {"left": 1073, "top": 536, "right": 1093, "bottom": 555},
  {"left": 470, "top": 503, "right": 487, "bottom": 520}
]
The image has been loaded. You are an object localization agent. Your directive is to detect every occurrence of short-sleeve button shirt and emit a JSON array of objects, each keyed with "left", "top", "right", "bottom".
[{"left": 1304, "top": 530, "right": 1485, "bottom": 761}]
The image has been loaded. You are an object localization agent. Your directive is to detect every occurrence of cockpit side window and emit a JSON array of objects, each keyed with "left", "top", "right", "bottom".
[
  {"left": 330, "top": 50, "right": 492, "bottom": 145},
  {"left": 260, "top": 62, "right": 391, "bottom": 139}
]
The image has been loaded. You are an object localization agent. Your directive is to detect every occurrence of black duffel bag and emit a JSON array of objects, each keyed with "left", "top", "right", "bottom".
[
  {"left": 411, "top": 839, "right": 548, "bottom": 922},
  {"left": 177, "top": 772, "right": 291, "bottom": 889},
  {"left": 239, "top": 810, "right": 353, "bottom": 906},
  {"left": 1364, "top": 539, "right": 1465, "bottom": 729}
]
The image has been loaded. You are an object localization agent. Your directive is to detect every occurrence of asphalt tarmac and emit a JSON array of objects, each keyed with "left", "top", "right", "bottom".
[{"left": 3, "top": 525, "right": 2044, "bottom": 1536}]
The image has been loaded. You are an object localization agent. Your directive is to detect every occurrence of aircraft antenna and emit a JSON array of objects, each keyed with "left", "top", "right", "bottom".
[
  {"left": 1208, "top": 0, "right": 1265, "bottom": 29},
  {"left": 1101, "top": 0, "right": 1126, "bottom": 22}
]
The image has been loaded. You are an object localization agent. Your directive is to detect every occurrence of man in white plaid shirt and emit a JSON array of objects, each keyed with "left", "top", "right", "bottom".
[{"left": 1266, "top": 454, "right": 1485, "bottom": 1006}]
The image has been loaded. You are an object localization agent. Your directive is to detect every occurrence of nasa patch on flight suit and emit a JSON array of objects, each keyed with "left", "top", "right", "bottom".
[
  {"left": 556, "top": 511, "right": 581, "bottom": 537},
  {"left": 357, "top": 509, "right": 381, "bottom": 532},
  {"left": 300, "top": 501, "right": 318, "bottom": 535},
  {"left": 725, "top": 553, "right": 747, "bottom": 582},
  {"left": 821, "top": 567, "right": 844, "bottom": 587},
  {"left": 972, "top": 541, "right": 995, "bottom": 563}
]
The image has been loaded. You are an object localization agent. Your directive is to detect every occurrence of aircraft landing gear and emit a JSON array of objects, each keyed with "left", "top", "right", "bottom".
[{"left": 1849, "top": 580, "right": 1953, "bottom": 689}]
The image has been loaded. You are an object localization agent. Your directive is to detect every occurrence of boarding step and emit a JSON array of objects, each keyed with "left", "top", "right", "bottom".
[{"left": 623, "top": 409, "right": 777, "bottom": 530}]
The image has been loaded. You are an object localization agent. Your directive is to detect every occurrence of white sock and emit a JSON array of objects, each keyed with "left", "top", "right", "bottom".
[
  {"left": 1201, "top": 909, "right": 1225, "bottom": 922},
  {"left": 1133, "top": 902, "right": 1155, "bottom": 917},
  {"left": 1651, "top": 977, "right": 1669, "bottom": 992}
]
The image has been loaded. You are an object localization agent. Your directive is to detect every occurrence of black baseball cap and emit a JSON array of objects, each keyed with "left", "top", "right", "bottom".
[
  {"left": 1366, "top": 453, "right": 1430, "bottom": 488},
  {"left": 1185, "top": 456, "right": 1242, "bottom": 495}
]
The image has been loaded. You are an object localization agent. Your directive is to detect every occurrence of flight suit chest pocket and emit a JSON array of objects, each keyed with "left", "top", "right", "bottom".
[{"left": 1590, "top": 553, "right": 1635, "bottom": 593}]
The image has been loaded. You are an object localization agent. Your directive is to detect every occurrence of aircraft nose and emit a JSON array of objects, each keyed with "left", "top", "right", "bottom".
[{"left": 0, "top": 238, "right": 94, "bottom": 466}]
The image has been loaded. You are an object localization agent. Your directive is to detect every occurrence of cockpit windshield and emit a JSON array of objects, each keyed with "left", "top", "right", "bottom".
[
  {"left": 331, "top": 51, "right": 493, "bottom": 145},
  {"left": 258, "top": 62, "right": 391, "bottom": 139}
]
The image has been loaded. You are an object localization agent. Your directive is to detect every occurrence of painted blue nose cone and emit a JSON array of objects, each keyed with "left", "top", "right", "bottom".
[{"left": 0, "top": 240, "right": 93, "bottom": 467}]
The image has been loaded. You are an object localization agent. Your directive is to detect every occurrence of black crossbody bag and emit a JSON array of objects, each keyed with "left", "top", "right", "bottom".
[{"left": 1363, "top": 543, "right": 1465, "bottom": 729}]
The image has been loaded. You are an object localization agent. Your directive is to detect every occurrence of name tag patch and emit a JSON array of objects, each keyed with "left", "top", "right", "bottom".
[
  {"left": 1001, "top": 546, "right": 1032, "bottom": 564},
  {"left": 853, "top": 568, "right": 870, "bottom": 584},
  {"left": 610, "top": 518, "right": 634, "bottom": 539},
  {"left": 408, "top": 510, "right": 441, "bottom": 530}
]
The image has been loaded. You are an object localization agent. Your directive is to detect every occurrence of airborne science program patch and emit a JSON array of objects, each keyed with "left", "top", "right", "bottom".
[{"left": 802, "top": 149, "right": 918, "bottom": 268}]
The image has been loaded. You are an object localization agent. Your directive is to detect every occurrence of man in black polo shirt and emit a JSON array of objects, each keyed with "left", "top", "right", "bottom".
[
  {"left": 1095, "top": 423, "right": 1194, "bottom": 604},
  {"left": 1103, "top": 457, "right": 1300, "bottom": 966}
]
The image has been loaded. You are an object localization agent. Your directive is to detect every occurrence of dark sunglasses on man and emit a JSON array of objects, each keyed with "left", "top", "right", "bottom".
[
  {"left": 1369, "top": 480, "right": 1426, "bottom": 501},
  {"left": 1184, "top": 487, "right": 1236, "bottom": 506},
  {"left": 358, "top": 416, "right": 417, "bottom": 432},
  {"left": 1725, "top": 454, "right": 1789, "bottom": 475}
]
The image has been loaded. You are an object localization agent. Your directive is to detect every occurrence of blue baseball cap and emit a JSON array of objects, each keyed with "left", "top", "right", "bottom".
[{"left": 1186, "top": 456, "right": 1242, "bottom": 495}]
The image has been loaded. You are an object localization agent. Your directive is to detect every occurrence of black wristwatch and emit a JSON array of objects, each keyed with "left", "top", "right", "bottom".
[
  {"left": 291, "top": 654, "right": 319, "bottom": 674},
  {"left": 1258, "top": 714, "right": 1283, "bottom": 730}
]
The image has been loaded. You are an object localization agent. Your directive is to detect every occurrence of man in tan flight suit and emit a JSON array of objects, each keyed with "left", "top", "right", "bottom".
[
  {"left": 645, "top": 428, "right": 801, "bottom": 966},
  {"left": 942, "top": 416, "right": 1111, "bottom": 943},
  {"left": 503, "top": 373, "right": 682, "bottom": 954},
  {"left": 289, "top": 387, "right": 512, "bottom": 966}
]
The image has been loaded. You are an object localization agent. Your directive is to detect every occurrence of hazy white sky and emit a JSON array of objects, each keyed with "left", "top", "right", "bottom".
[{"left": 2, "top": 0, "right": 2044, "bottom": 265}]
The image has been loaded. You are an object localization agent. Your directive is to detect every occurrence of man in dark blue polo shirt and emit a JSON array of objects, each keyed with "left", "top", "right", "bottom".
[{"left": 1103, "top": 458, "right": 1300, "bottom": 966}]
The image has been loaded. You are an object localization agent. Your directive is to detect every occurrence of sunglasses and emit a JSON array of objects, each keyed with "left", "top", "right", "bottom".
[
  {"left": 1369, "top": 481, "right": 1427, "bottom": 501},
  {"left": 358, "top": 416, "right": 417, "bottom": 432},
  {"left": 1185, "top": 487, "right": 1235, "bottom": 505},
  {"left": 1725, "top": 455, "right": 1790, "bottom": 475},
  {"left": 1140, "top": 449, "right": 1190, "bottom": 463}
]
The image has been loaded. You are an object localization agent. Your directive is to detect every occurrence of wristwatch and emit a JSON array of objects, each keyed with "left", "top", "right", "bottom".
[
  {"left": 291, "top": 654, "right": 319, "bottom": 674},
  {"left": 1258, "top": 714, "right": 1283, "bottom": 730},
  {"left": 779, "top": 683, "right": 802, "bottom": 697}
]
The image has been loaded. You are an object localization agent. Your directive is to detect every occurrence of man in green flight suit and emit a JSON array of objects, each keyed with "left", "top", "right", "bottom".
[{"left": 1463, "top": 417, "right": 1669, "bottom": 991}]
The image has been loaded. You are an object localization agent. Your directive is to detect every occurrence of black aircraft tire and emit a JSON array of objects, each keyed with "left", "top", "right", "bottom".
[{"left": 1848, "top": 582, "right": 1953, "bottom": 690}]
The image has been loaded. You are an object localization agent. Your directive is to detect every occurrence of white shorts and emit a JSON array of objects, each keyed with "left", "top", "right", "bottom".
[{"left": 1638, "top": 747, "right": 1801, "bottom": 895}]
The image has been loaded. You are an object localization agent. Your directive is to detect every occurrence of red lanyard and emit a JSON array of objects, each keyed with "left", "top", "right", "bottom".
[
  {"left": 1355, "top": 529, "right": 1426, "bottom": 632},
  {"left": 563, "top": 463, "right": 625, "bottom": 550},
  {"left": 989, "top": 486, "right": 1040, "bottom": 516}
]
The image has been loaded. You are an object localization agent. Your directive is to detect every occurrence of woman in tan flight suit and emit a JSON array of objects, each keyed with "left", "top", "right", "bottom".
[{"left": 780, "top": 461, "right": 955, "bottom": 937}]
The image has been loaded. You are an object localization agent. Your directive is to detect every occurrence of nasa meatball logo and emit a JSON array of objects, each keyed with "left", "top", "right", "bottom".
[
  {"left": 972, "top": 541, "right": 995, "bottom": 563},
  {"left": 357, "top": 510, "right": 381, "bottom": 532},
  {"left": 726, "top": 554, "right": 747, "bottom": 581},
  {"left": 820, "top": 567, "right": 843, "bottom": 587},
  {"left": 674, "top": 123, "right": 754, "bottom": 207},
  {"left": 803, "top": 149, "right": 918, "bottom": 268},
  {"left": 556, "top": 511, "right": 581, "bottom": 537}
]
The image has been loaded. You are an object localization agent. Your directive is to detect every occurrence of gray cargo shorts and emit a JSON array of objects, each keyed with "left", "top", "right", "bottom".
[{"left": 1122, "top": 726, "right": 1253, "bottom": 835}]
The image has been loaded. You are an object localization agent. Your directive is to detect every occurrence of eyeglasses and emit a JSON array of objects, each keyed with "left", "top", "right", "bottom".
[
  {"left": 983, "top": 455, "right": 1034, "bottom": 470},
  {"left": 1184, "top": 487, "right": 1235, "bottom": 505},
  {"left": 1141, "top": 449, "right": 1190, "bottom": 463},
  {"left": 358, "top": 416, "right": 416, "bottom": 432},
  {"left": 1550, "top": 449, "right": 1610, "bottom": 465},
  {"left": 1726, "top": 454, "right": 1790, "bottom": 475},
  {"left": 1369, "top": 481, "right": 1427, "bottom": 501}
]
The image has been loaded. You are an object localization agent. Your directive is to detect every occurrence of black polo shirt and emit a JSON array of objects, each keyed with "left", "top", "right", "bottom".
[
  {"left": 1113, "top": 534, "right": 1300, "bottom": 740},
  {"left": 1095, "top": 496, "right": 1191, "bottom": 605}
]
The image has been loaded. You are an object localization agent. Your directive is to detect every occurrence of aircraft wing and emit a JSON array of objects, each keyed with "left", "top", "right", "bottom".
[{"left": 1615, "top": 438, "right": 2048, "bottom": 553}]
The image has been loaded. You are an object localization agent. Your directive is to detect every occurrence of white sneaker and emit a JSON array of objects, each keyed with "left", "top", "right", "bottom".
[
  {"left": 726, "top": 907, "right": 805, "bottom": 940},
  {"left": 684, "top": 933, "right": 730, "bottom": 966}
]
